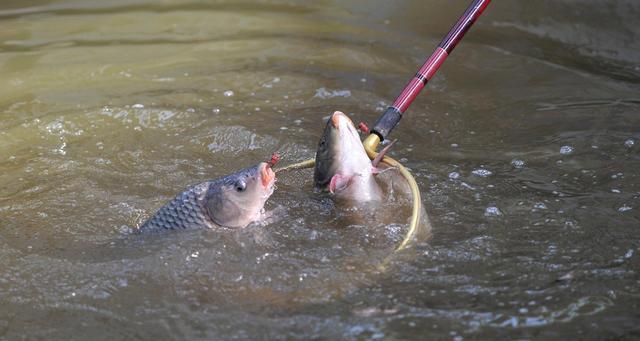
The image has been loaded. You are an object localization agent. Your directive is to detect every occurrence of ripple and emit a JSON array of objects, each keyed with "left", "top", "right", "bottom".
[{"left": 313, "top": 87, "right": 351, "bottom": 99}]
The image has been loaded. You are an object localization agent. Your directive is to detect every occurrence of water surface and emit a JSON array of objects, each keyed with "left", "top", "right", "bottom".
[{"left": 1, "top": 0, "right": 639, "bottom": 339}]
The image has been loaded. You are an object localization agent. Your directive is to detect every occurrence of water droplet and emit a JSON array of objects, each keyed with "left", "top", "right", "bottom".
[
  {"left": 472, "top": 168, "right": 493, "bottom": 177},
  {"left": 511, "top": 159, "right": 525, "bottom": 168},
  {"left": 484, "top": 206, "right": 502, "bottom": 216},
  {"left": 534, "top": 202, "right": 547, "bottom": 210},
  {"left": 559, "top": 145, "right": 573, "bottom": 155},
  {"left": 611, "top": 172, "right": 623, "bottom": 179},
  {"left": 618, "top": 205, "right": 632, "bottom": 212},
  {"left": 624, "top": 249, "right": 634, "bottom": 258},
  {"left": 223, "top": 90, "right": 234, "bottom": 97}
]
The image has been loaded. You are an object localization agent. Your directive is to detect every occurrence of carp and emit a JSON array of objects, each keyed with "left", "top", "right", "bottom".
[{"left": 139, "top": 160, "right": 277, "bottom": 232}]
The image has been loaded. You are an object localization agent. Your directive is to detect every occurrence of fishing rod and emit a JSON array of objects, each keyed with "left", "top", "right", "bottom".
[
  {"left": 369, "top": 0, "right": 491, "bottom": 141},
  {"left": 278, "top": 0, "right": 492, "bottom": 250},
  {"left": 363, "top": 0, "right": 491, "bottom": 250}
]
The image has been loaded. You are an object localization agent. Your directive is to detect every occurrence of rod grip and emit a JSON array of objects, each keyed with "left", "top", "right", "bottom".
[{"left": 371, "top": 106, "right": 402, "bottom": 141}]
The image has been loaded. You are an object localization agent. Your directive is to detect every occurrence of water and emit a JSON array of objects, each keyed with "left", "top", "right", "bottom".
[{"left": 1, "top": 0, "right": 639, "bottom": 339}]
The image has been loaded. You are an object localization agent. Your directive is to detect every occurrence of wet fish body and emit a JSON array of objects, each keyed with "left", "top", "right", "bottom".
[
  {"left": 139, "top": 162, "right": 276, "bottom": 232},
  {"left": 314, "top": 111, "right": 383, "bottom": 202}
]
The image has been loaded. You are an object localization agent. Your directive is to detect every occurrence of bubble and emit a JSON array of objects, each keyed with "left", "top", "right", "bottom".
[
  {"left": 618, "top": 205, "right": 632, "bottom": 212},
  {"left": 132, "top": 103, "right": 144, "bottom": 109},
  {"left": 511, "top": 159, "right": 525, "bottom": 168},
  {"left": 624, "top": 138, "right": 635, "bottom": 148},
  {"left": 451, "top": 143, "right": 459, "bottom": 148},
  {"left": 448, "top": 172, "right": 460, "bottom": 180},
  {"left": 534, "top": 202, "right": 547, "bottom": 210},
  {"left": 485, "top": 206, "right": 502, "bottom": 217},
  {"left": 314, "top": 87, "right": 351, "bottom": 99},
  {"left": 624, "top": 249, "right": 634, "bottom": 258},
  {"left": 559, "top": 145, "right": 573, "bottom": 155},
  {"left": 472, "top": 168, "right": 493, "bottom": 177},
  {"left": 212, "top": 108, "right": 220, "bottom": 114},
  {"left": 223, "top": 90, "right": 234, "bottom": 97}
]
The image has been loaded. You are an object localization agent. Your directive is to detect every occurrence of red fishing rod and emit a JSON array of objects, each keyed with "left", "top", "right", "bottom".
[
  {"left": 274, "top": 0, "right": 492, "bottom": 250},
  {"left": 371, "top": 0, "right": 491, "bottom": 141},
  {"left": 360, "top": 0, "right": 491, "bottom": 250}
]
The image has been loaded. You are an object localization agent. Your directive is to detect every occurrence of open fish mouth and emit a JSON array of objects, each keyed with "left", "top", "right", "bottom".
[
  {"left": 331, "top": 111, "right": 354, "bottom": 129},
  {"left": 260, "top": 162, "right": 276, "bottom": 188}
]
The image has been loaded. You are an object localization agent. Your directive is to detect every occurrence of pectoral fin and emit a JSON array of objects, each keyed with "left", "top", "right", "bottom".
[{"left": 371, "top": 139, "right": 397, "bottom": 168}]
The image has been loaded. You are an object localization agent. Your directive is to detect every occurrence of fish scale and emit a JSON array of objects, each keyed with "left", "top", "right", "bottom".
[{"left": 138, "top": 182, "right": 215, "bottom": 232}]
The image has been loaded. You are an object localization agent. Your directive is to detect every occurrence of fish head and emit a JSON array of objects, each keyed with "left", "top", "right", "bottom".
[
  {"left": 206, "top": 162, "right": 276, "bottom": 228},
  {"left": 314, "top": 111, "right": 372, "bottom": 193}
]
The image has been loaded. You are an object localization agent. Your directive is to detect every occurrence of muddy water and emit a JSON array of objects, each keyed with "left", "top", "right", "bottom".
[{"left": 1, "top": 0, "right": 639, "bottom": 339}]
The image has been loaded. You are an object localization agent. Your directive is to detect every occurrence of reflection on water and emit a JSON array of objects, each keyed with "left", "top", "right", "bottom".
[{"left": 1, "top": 0, "right": 639, "bottom": 339}]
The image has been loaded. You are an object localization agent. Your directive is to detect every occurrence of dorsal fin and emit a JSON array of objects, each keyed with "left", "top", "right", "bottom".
[{"left": 371, "top": 139, "right": 397, "bottom": 168}]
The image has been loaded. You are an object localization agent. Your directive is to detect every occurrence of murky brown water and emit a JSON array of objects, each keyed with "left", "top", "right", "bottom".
[{"left": 1, "top": 0, "right": 639, "bottom": 339}]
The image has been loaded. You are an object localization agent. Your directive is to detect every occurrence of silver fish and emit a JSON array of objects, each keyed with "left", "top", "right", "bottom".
[{"left": 314, "top": 111, "right": 392, "bottom": 202}]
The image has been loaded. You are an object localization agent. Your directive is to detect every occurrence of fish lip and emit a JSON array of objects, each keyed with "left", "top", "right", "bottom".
[
  {"left": 330, "top": 111, "right": 353, "bottom": 129},
  {"left": 260, "top": 162, "right": 276, "bottom": 189}
]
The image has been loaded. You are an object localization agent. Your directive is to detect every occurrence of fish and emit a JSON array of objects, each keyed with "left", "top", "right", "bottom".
[
  {"left": 138, "top": 160, "right": 277, "bottom": 232},
  {"left": 313, "top": 110, "right": 432, "bottom": 244},
  {"left": 314, "top": 111, "right": 394, "bottom": 202}
]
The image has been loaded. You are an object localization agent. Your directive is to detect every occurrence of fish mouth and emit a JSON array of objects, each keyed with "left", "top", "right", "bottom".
[
  {"left": 330, "top": 111, "right": 354, "bottom": 129},
  {"left": 260, "top": 162, "right": 276, "bottom": 188}
]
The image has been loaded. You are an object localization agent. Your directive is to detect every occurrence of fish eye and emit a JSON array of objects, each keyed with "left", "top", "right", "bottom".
[{"left": 234, "top": 180, "right": 247, "bottom": 192}]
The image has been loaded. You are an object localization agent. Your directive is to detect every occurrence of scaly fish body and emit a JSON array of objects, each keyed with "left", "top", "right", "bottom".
[{"left": 139, "top": 162, "right": 276, "bottom": 232}]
